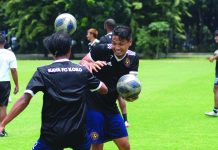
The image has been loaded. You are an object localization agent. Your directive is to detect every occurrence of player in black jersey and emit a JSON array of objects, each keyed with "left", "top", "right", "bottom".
[
  {"left": 0, "top": 31, "right": 108, "bottom": 150},
  {"left": 80, "top": 25, "right": 139, "bottom": 150},
  {"left": 99, "top": 18, "right": 130, "bottom": 127},
  {"left": 99, "top": 18, "right": 116, "bottom": 44}
]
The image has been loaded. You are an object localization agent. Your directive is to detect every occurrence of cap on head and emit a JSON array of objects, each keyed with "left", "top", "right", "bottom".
[{"left": 0, "top": 33, "right": 6, "bottom": 44}]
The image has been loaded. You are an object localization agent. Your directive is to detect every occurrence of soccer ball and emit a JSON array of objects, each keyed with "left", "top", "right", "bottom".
[
  {"left": 116, "top": 74, "right": 141, "bottom": 101},
  {"left": 54, "top": 13, "right": 77, "bottom": 35}
]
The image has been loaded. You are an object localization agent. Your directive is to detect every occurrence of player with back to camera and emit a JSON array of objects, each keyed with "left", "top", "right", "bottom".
[
  {"left": 99, "top": 18, "right": 130, "bottom": 128},
  {"left": 0, "top": 31, "right": 108, "bottom": 150},
  {"left": 205, "top": 30, "right": 218, "bottom": 117},
  {"left": 0, "top": 33, "right": 19, "bottom": 137},
  {"left": 99, "top": 18, "right": 116, "bottom": 44},
  {"left": 80, "top": 25, "right": 139, "bottom": 150}
]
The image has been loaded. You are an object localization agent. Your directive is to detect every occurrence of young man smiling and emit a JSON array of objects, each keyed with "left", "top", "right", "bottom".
[{"left": 80, "top": 25, "right": 139, "bottom": 150}]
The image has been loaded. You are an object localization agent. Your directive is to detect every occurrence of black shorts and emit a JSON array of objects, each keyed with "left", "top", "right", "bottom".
[{"left": 0, "top": 81, "right": 11, "bottom": 106}]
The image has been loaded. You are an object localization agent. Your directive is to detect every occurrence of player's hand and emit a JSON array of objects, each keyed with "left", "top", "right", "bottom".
[
  {"left": 125, "top": 96, "right": 138, "bottom": 102},
  {"left": 209, "top": 56, "right": 215, "bottom": 62},
  {"left": 90, "top": 61, "right": 107, "bottom": 73},
  {"left": 125, "top": 121, "right": 130, "bottom": 128},
  {"left": 14, "top": 86, "right": 19, "bottom": 94}
]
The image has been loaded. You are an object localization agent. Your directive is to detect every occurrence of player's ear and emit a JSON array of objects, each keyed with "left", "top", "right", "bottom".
[{"left": 128, "top": 39, "right": 132, "bottom": 47}]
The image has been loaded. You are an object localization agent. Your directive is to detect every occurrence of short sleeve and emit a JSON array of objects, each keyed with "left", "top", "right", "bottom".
[
  {"left": 25, "top": 70, "right": 45, "bottom": 96},
  {"left": 9, "top": 52, "right": 17, "bottom": 68},
  {"left": 86, "top": 69, "right": 101, "bottom": 92},
  {"left": 130, "top": 55, "right": 139, "bottom": 72}
]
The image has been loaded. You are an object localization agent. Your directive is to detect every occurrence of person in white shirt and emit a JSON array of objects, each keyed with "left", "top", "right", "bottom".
[
  {"left": 86, "top": 28, "right": 100, "bottom": 51},
  {"left": 0, "top": 33, "right": 19, "bottom": 136}
]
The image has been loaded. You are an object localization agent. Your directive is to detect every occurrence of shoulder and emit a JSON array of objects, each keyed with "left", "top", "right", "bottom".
[
  {"left": 99, "top": 35, "right": 107, "bottom": 43},
  {"left": 90, "top": 44, "right": 112, "bottom": 61},
  {"left": 92, "top": 43, "right": 111, "bottom": 51},
  {"left": 127, "top": 50, "right": 138, "bottom": 57},
  {"left": 99, "top": 33, "right": 112, "bottom": 44},
  {"left": 1, "top": 49, "right": 13, "bottom": 54},
  {"left": 126, "top": 50, "right": 139, "bottom": 63},
  {"left": 2, "top": 49, "right": 16, "bottom": 59}
]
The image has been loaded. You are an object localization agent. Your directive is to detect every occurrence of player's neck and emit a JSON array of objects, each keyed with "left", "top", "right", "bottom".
[
  {"left": 54, "top": 53, "right": 70, "bottom": 60},
  {"left": 90, "top": 38, "right": 96, "bottom": 43},
  {"left": 106, "top": 28, "right": 112, "bottom": 33}
]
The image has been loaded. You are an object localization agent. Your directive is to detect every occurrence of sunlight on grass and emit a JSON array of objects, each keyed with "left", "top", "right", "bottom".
[{"left": 1, "top": 58, "right": 217, "bottom": 150}]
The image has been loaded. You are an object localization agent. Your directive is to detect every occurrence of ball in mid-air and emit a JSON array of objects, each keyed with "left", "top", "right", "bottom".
[
  {"left": 116, "top": 74, "right": 141, "bottom": 102},
  {"left": 54, "top": 13, "right": 77, "bottom": 35}
]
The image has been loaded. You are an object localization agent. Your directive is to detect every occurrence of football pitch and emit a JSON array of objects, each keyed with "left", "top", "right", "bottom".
[{"left": 1, "top": 58, "right": 217, "bottom": 150}]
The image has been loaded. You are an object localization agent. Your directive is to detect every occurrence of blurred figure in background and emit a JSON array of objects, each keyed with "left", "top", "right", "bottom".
[
  {"left": 205, "top": 30, "right": 218, "bottom": 117},
  {"left": 0, "top": 33, "right": 19, "bottom": 136},
  {"left": 87, "top": 28, "right": 100, "bottom": 51}
]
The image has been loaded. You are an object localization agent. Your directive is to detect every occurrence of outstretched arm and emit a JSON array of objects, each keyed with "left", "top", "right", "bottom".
[{"left": 80, "top": 54, "right": 107, "bottom": 73}]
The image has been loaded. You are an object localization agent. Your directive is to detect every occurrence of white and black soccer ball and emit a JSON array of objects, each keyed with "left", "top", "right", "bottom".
[
  {"left": 116, "top": 74, "right": 141, "bottom": 101},
  {"left": 54, "top": 13, "right": 77, "bottom": 35}
]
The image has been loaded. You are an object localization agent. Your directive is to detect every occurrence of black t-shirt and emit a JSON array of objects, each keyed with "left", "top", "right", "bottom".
[
  {"left": 25, "top": 60, "right": 101, "bottom": 148},
  {"left": 88, "top": 44, "right": 139, "bottom": 114},
  {"left": 99, "top": 32, "right": 112, "bottom": 44}
]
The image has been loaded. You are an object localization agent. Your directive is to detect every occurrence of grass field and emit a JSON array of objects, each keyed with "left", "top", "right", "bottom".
[{"left": 0, "top": 58, "right": 217, "bottom": 150}]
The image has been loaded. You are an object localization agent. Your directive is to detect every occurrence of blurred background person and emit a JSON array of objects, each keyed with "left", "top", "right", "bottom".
[{"left": 86, "top": 28, "right": 100, "bottom": 51}]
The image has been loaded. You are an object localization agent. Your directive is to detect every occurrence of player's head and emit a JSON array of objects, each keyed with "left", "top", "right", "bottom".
[
  {"left": 111, "top": 25, "right": 132, "bottom": 58},
  {"left": 0, "top": 33, "right": 6, "bottom": 45},
  {"left": 43, "top": 31, "right": 72, "bottom": 57},
  {"left": 104, "top": 18, "right": 116, "bottom": 32},
  {"left": 87, "top": 28, "right": 98, "bottom": 41}
]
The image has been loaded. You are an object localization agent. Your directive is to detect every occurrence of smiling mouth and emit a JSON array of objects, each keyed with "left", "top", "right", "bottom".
[{"left": 115, "top": 49, "right": 122, "bottom": 53}]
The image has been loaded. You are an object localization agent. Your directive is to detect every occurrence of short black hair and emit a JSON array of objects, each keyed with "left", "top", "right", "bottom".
[
  {"left": 104, "top": 18, "right": 116, "bottom": 30},
  {"left": 215, "top": 30, "right": 218, "bottom": 36},
  {"left": 43, "top": 31, "right": 72, "bottom": 57},
  {"left": 112, "top": 25, "right": 132, "bottom": 40},
  {"left": 0, "top": 33, "right": 6, "bottom": 45}
]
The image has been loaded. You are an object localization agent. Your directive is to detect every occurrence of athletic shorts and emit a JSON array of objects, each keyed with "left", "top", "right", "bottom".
[
  {"left": 86, "top": 109, "right": 128, "bottom": 144},
  {"left": 32, "top": 135, "right": 91, "bottom": 150},
  {"left": 0, "top": 81, "right": 11, "bottom": 106},
  {"left": 215, "top": 75, "right": 218, "bottom": 85}
]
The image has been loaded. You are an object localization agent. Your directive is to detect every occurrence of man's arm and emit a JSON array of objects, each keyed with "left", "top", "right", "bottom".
[
  {"left": 0, "top": 93, "right": 32, "bottom": 132},
  {"left": 80, "top": 54, "right": 107, "bottom": 73},
  {"left": 118, "top": 96, "right": 129, "bottom": 127},
  {"left": 10, "top": 68, "right": 19, "bottom": 94},
  {"left": 97, "top": 82, "right": 108, "bottom": 94},
  {"left": 209, "top": 54, "right": 218, "bottom": 62}
]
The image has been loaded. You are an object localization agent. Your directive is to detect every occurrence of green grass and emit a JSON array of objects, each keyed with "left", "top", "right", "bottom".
[{"left": 0, "top": 58, "right": 217, "bottom": 150}]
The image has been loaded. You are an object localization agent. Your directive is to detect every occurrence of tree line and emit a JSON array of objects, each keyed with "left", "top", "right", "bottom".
[{"left": 0, "top": 0, "right": 218, "bottom": 58}]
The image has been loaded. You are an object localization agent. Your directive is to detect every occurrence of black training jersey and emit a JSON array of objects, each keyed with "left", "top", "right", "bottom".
[
  {"left": 25, "top": 59, "right": 101, "bottom": 147},
  {"left": 99, "top": 32, "right": 113, "bottom": 44},
  {"left": 88, "top": 44, "right": 139, "bottom": 114}
]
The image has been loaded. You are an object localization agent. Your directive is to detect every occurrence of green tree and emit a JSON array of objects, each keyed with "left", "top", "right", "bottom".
[{"left": 0, "top": 0, "right": 196, "bottom": 58}]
